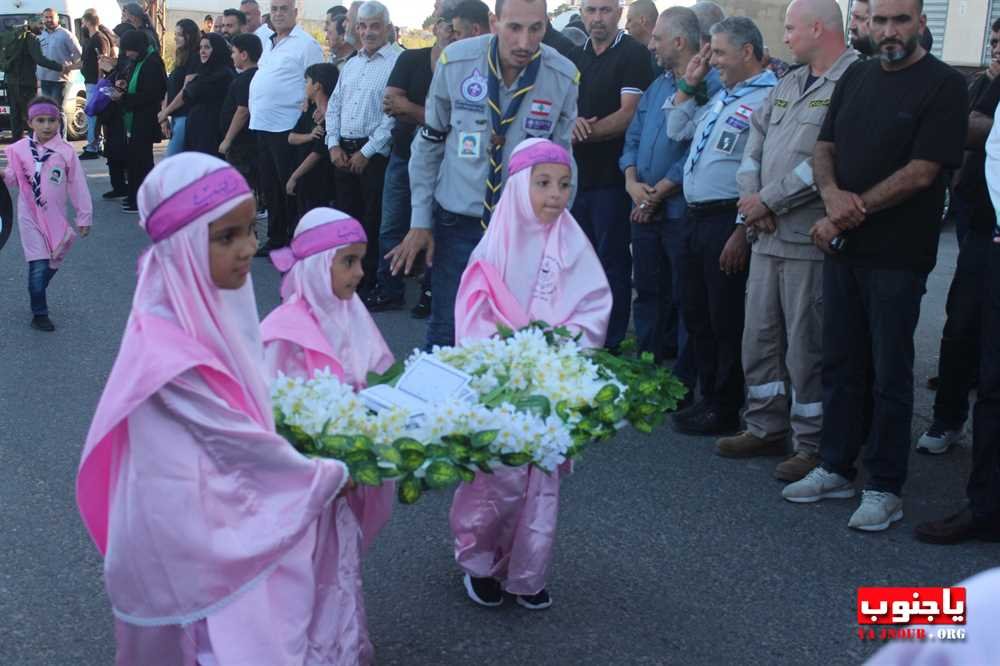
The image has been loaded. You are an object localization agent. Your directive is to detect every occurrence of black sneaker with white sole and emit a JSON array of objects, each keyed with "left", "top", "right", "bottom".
[
  {"left": 516, "top": 589, "right": 552, "bottom": 610},
  {"left": 463, "top": 574, "right": 503, "bottom": 607}
]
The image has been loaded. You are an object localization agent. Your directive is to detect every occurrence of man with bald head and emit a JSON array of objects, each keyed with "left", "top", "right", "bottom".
[
  {"left": 783, "top": 0, "right": 967, "bottom": 532},
  {"left": 718, "top": 0, "right": 857, "bottom": 481},
  {"left": 625, "top": 0, "right": 658, "bottom": 48}
]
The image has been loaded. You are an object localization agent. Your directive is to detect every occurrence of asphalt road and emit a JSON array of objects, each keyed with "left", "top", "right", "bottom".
[{"left": 1, "top": 143, "right": 997, "bottom": 665}]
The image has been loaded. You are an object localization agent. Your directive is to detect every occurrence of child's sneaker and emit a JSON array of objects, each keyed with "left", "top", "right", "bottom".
[
  {"left": 31, "top": 315, "right": 55, "bottom": 332},
  {"left": 463, "top": 574, "right": 503, "bottom": 607},
  {"left": 516, "top": 589, "right": 552, "bottom": 610}
]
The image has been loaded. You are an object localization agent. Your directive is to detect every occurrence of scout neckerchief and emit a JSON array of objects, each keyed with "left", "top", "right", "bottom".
[
  {"left": 123, "top": 46, "right": 154, "bottom": 137},
  {"left": 685, "top": 69, "right": 776, "bottom": 175},
  {"left": 28, "top": 135, "right": 55, "bottom": 209},
  {"left": 482, "top": 36, "right": 541, "bottom": 229}
]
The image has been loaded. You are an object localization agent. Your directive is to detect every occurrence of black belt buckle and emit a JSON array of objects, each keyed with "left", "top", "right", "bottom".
[{"left": 340, "top": 138, "right": 366, "bottom": 153}]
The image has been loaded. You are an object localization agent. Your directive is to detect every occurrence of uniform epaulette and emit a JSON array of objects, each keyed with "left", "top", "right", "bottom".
[
  {"left": 539, "top": 43, "right": 580, "bottom": 85},
  {"left": 438, "top": 34, "right": 492, "bottom": 65}
]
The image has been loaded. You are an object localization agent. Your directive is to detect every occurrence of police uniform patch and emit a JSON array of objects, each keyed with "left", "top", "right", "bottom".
[{"left": 461, "top": 69, "right": 488, "bottom": 103}]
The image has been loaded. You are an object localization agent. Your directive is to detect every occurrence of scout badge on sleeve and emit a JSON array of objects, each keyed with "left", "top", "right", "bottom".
[{"left": 0, "top": 180, "right": 12, "bottom": 254}]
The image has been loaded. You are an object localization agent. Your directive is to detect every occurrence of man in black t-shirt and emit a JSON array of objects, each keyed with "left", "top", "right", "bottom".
[
  {"left": 570, "top": 0, "right": 654, "bottom": 350},
  {"left": 916, "top": 54, "right": 1000, "bottom": 457},
  {"left": 371, "top": 16, "right": 454, "bottom": 314},
  {"left": 220, "top": 33, "right": 262, "bottom": 238},
  {"left": 781, "top": 0, "right": 968, "bottom": 532}
]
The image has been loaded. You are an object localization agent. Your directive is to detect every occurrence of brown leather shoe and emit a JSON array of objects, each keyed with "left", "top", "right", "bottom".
[
  {"left": 773, "top": 450, "right": 820, "bottom": 482},
  {"left": 914, "top": 507, "right": 1000, "bottom": 545},
  {"left": 715, "top": 431, "right": 786, "bottom": 458}
]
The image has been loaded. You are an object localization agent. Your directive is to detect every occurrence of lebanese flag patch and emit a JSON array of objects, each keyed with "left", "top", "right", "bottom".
[
  {"left": 530, "top": 99, "right": 552, "bottom": 116},
  {"left": 735, "top": 104, "right": 754, "bottom": 121}
]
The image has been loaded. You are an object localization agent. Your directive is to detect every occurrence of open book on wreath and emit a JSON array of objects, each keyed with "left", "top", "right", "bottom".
[{"left": 359, "top": 356, "right": 477, "bottom": 422}]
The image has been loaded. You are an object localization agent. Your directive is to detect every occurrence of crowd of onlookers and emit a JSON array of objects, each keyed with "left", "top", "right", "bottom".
[{"left": 3, "top": 0, "right": 999, "bottom": 544}]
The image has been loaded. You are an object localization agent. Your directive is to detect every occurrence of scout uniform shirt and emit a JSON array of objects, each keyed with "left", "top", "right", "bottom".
[
  {"left": 665, "top": 69, "right": 777, "bottom": 205},
  {"left": 736, "top": 49, "right": 859, "bottom": 260},
  {"left": 408, "top": 34, "right": 579, "bottom": 230}
]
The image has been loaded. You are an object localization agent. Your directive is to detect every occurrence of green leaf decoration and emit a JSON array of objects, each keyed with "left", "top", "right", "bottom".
[
  {"left": 379, "top": 464, "right": 401, "bottom": 479},
  {"left": 515, "top": 394, "right": 552, "bottom": 418},
  {"left": 366, "top": 360, "right": 405, "bottom": 387},
  {"left": 398, "top": 475, "right": 423, "bottom": 504},
  {"left": 595, "top": 384, "right": 621, "bottom": 404},
  {"left": 500, "top": 452, "right": 532, "bottom": 467},
  {"left": 424, "top": 461, "right": 462, "bottom": 489},
  {"left": 496, "top": 323, "right": 514, "bottom": 339},
  {"left": 343, "top": 449, "right": 376, "bottom": 466},
  {"left": 456, "top": 466, "right": 476, "bottom": 483},
  {"left": 352, "top": 462, "right": 383, "bottom": 487},
  {"left": 395, "top": 438, "right": 426, "bottom": 454},
  {"left": 425, "top": 444, "right": 450, "bottom": 459},
  {"left": 448, "top": 441, "right": 471, "bottom": 463},
  {"left": 349, "top": 435, "right": 374, "bottom": 452},
  {"left": 476, "top": 460, "right": 495, "bottom": 474},
  {"left": 377, "top": 445, "right": 403, "bottom": 466},
  {"left": 400, "top": 449, "right": 426, "bottom": 473},
  {"left": 471, "top": 430, "right": 499, "bottom": 449}
]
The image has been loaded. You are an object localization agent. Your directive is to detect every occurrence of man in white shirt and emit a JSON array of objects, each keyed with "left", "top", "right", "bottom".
[
  {"left": 248, "top": 0, "right": 324, "bottom": 251},
  {"left": 241, "top": 0, "right": 264, "bottom": 32},
  {"left": 325, "top": 1, "right": 401, "bottom": 297}
]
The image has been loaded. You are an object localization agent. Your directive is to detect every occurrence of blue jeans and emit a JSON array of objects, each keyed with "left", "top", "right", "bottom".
[
  {"left": 820, "top": 260, "right": 927, "bottom": 495},
  {"left": 571, "top": 187, "right": 632, "bottom": 349},
  {"left": 427, "top": 203, "right": 483, "bottom": 350},
  {"left": 84, "top": 83, "right": 101, "bottom": 153},
  {"left": 39, "top": 81, "right": 66, "bottom": 138},
  {"left": 165, "top": 116, "right": 187, "bottom": 157},
  {"left": 378, "top": 152, "right": 412, "bottom": 299},
  {"left": 28, "top": 259, "right": 58, "bottom": 316},
  {"left": 631, "top": 212, "right": 695, "bottom": 387}
]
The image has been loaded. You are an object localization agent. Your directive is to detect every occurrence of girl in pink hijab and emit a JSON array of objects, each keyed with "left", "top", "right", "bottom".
[
  {"left": 450, "top": 138, "right": 612, "bottom": 611},
  {"left": 76, "top": 153, "right": 350, "bottom": 666},
  {"left": 261, "top": 207, "right": 395, "bottom": 665},
  {"left": 2, "top": 96, "right": 93, "bottom": 332}
]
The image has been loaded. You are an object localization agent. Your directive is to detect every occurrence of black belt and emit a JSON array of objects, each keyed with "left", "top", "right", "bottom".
[
  {"left": 340, "top": 137, "right": 367, "bottom": 153},
  {"left": 687, "top": 198, "right": 739, "bottom": 217}
]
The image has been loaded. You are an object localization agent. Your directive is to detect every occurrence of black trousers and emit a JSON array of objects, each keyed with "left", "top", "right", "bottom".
[
  {"left": 256, "top": 130, "right": 299, "bottom": 246},
  {"left": 333, "top": 150, "right": 387, "bottom": 293},
  {"left": 9, "top": 84, "right": 34, "bottom": 140},
  {"left": 932, "top": 227, "right": 990, "bottom": 429},
  {"left": 819, "top": 259, "right": 927, "bottom": 495},
  {"left": 682, "top": 205, "right": 746, "bottom": 415},
  {"left": 969, "top": 241, "right": 1000, "bottom": 521},
  {"left": 126, "top": 139, "right": 154, "bottom": 207}
]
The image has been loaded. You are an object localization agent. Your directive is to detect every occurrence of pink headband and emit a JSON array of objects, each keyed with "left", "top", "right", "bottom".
[
  {"left": 144, "top": 167, "right": 251, "bottom": 242},
  {"left": 269, "top": 217, "right": 367, "bottom": 272},
  {"left": 28, "top": 103, "right": 61, "bottom": 120},
  {"left": 508, "top": 141, "right": 572, "bottom": 176}
]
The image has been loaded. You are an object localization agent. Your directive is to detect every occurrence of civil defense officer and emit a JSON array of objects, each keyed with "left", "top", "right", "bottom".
[
  {"left": 387, "top": 0, "right": 579, "bottom": 350},
  {"left": 717, "top": 0, "right": 859, "bottom": 483}
]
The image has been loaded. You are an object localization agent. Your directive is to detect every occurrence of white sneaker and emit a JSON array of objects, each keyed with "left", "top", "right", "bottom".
[
  {"left": 848, "top": 490, "right": 903, "bottom": 531},
  {"left": 916, "top": 426, "right": 960, "bottom": 455},
  {"left": 782, "top": 467, "right": 855, "bottom": 503}
]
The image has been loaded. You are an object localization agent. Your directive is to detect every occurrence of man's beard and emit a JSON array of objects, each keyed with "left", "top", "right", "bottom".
[
  {"left": 850, "top": 33, "right": 875, "bottom": 56},
  {"left": 878, "top": 34, "right": 918, "bottom": 63}
]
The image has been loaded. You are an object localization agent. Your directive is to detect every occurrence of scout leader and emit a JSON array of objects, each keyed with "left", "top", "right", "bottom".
[{"left": 386, "top": 0, "right": 580, "bottom": 351}]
